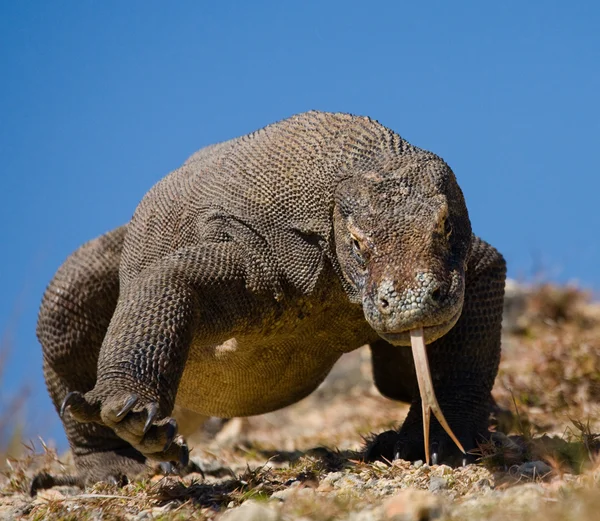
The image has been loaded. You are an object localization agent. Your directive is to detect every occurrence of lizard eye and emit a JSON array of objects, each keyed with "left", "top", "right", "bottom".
[
  {"left": 444, "top": 219, "right": 452, "bottom": 239},
  {"left": 350, "top": 235, "right": 366, "bottom": 264},
  {"left": 439, "top": 213, "right": 452, "bottom": 240}
]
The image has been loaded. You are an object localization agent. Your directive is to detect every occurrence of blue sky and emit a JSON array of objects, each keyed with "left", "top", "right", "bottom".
[{"left": 1, "top": 1, "right": 598, "bottom": 449}]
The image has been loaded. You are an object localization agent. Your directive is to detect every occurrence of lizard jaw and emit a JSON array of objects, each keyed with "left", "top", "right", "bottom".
[
  {"left": 376, "top": 304, "right": 463, "bottom": 347},
  {"left": 410, "top": 327, "right": 466, "bottom": 464}
]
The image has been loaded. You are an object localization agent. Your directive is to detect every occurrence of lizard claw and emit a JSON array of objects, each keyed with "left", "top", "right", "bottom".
[
  {"left": 431, "top": 442, "right": 439, "bottom": 465},
  {"left": 159, "top": 437, "right": 191, "bottom": 470},
  {"left": 116, "top": 394, "right": 139, "bottom": 419},
  {"left": 105, "top": 473, "right": 129, "bottom": 487},
  {"left": 163, "top": 418, "right": 178, "bottom": 451},
  {"left": 159, "top": 461, "right": 177, "bottom": 475},
  {"left": 60, "top": 391, "right": 101, "bottom": 423},
  {"left": 144, "top": 402, "right": 159, "bottom": 434},
  {"left": 60, "top": 392, "right": 79, "bottom": 418},
  {"left": 178, "top": 436, "right": 190, "bottom": 467},
  {"left": 158, "top": 432, "right": 189, "bottom": 468},
  {"left": 159, "top": 451, "right": 202, "bottom": 478}
]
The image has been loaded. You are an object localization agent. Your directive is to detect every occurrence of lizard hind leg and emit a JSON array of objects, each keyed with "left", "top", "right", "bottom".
[
  {"left": 34, "top": 226, "right": 153, "bottom": 491},
  {"left": 30, "top": 403, "right": 149, "bottom": 495}
]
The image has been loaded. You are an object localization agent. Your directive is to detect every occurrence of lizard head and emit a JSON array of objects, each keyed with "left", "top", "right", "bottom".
[{"left": 333, "top": 154, "right": 472, "bottom": 346}]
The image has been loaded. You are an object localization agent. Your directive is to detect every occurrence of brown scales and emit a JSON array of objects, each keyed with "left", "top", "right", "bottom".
[{"left": 35, "top": 111, "right": 505, "bottom": 491}]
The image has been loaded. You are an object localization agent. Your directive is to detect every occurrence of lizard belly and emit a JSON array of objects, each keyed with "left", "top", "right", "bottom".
[
  {"left": 174, "top": 334, "right": 343, "bottom": 417},
  {"left": 174, "top": 294, "right": 373, "bottom": 416},
  {"left": 174, "top": 272, "right": 375, "bottom": 417}
]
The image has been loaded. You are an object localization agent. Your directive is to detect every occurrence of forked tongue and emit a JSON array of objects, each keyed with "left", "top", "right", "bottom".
[{"left": 410, "top": 327, "right": 466, "bottom": 464}]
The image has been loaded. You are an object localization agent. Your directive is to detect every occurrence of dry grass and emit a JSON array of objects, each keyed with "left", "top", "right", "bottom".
[
  {"left": 0, "top": 331, "right": 30, "bottom": 467},
  {"left": 0, "top": 282, "right": 598, "bottom": 520}
]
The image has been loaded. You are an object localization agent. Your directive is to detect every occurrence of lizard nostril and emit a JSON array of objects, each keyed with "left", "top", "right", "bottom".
[
  {"left": 431, "top": 287, "right": 442, "bottom": 302},
  {"left": 380, "top": 298, "right": 389, "bottom": 309}
]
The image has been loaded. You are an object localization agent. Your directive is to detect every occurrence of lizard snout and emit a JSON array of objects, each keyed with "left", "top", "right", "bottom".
[
  {"left": 363, "top": 269, "right": 463, "bottom": 344},
  {"left": 374, "top": 274, "right": 447, "bottom": 316}
]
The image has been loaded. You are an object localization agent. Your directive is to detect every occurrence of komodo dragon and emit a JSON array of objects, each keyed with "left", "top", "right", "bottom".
[{"left": 36, "top": 111, "right": 506, "bottom": 488}]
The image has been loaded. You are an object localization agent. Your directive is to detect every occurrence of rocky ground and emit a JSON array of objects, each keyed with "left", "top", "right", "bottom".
[{"left": 1, "top": 282, "right": 599, "bottom": 520}]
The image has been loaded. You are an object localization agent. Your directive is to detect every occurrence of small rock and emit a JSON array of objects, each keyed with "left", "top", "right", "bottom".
[
  {"left": 220, "top": 500, "right": 278, "bottom": 521},
  {"left": 391, "top": 459, "right": 412, "bottom": 471},
  {"left": 429, "top": 476, "right": 448, "bottom": 493},
  {"left": 132, "top": 510, "right": 152, "bottom": 521},
  {"left": 316, "top": 481, "right": 334, "bottom": 493},
  {"left": 272, "top": 486, "right": 315, "bottom": 501},
  {"left": 189, "top": 453, "right": 233, "bottom": 477},
  {"left": 335, "top": 473, "right": 365, "bottom": 489},
  {"left": 413, "top": 460, "right": 424, "bottom": 469},
  {"left": 435, "top": 465, "right": 453, "bottom": 476},
  {"left": 321, "top": 471, "right": 344, "bottom": 486},
  {"left": 415, "top": 464, "right": 431, "bottom": 476},
  {"left": 383, "top": 489, "right": 446, "bottom": 520},
  {"left": 513, "top": 461, "right": 553, "bottom": 480}
]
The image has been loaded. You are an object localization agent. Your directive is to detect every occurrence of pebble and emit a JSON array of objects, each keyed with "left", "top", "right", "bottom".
[
  {"left": 335, "top": 473, "right": 366, "bottom": 489},
  {"left": 321, "top": 471, "right": 344, "bottom": 485},
  {"left": 429, "top": 476, "right": 448, "bottom": 493},
  {"left": 514, "top": 461, "right": 553, "bottom": 480},
  {"left": 434, "top": 465, "right": 453, "bottom": 476},
  {"left": 272, "top": 486, "right": 315, "bottom": 501},
  {"left": 220, "top": 500, "right": 279, "bottom": 521},
  {"left": 131, "top": 510, "right": 152, "bottom": 521},
  {"left": 383, "top": 489, "right": 446, "bottom": 521}
]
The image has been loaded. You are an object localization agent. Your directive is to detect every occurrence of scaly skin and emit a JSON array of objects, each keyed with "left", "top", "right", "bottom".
[{"left": 36, "top": 111, "right": 505, "bottom": 488}]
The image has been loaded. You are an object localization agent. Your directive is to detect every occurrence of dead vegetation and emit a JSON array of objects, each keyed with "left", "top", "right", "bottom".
[
  {"left": 0, "top": 331, "right": 29, "bottom": 469},
  {"left": 1, "top": 282, "right": 599, "bottom": 520}
]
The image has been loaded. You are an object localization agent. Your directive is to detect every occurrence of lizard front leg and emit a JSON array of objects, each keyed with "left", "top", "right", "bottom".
[
  {"left": 366, "top": 236, "right": 506, "bottom": 465},
  {"left": 62, "top": 242, "right": 271, "bottom": 465}
]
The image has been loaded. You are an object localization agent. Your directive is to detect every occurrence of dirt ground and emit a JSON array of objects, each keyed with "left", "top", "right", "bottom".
[{"left": 1, "top": 283, "right": 598, "bottom": 520}]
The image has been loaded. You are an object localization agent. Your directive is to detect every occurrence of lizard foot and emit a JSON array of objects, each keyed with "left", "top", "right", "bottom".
[
  {"left": 363, "top": 428, "right": 479, "bottom": 467},
  {"left": 61, "top": 392, "right": 189, "bottom": 466},
  {"left": 30, "top": 446, "right": 146, "bottom": 495},
  {"left": 30, "top": 472, "right": 84, "bottom": 495}
]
